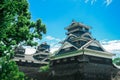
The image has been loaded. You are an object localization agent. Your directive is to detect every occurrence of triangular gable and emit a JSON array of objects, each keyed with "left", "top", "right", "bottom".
[
  {"left": 65, "top": 34, "right": 77, "bottom": 41},
  {"left": 80, "top": 40, "right": 106, "bottom": 52},
  {"left": 56, "top": 41, "right": 78, "bottom": 55},
  {"left": 87, "top": 41, "right": 106, "bottom": 52},
  {"left": 60, "top": 41, "right": 78, "bottom": 50},
  {"left": 62, "top": 42, "right": 74, "bottom": 49},
  {"left": 89, "top": 42, "right": 100, "bottom": 47},
  {"left": 81, "top": 33, "right": 93, "bottom": 39}
]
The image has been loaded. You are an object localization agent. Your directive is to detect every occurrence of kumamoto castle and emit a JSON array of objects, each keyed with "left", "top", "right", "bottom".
[{"left": 13, "top": 21, "right": 120, "bottom": 80}]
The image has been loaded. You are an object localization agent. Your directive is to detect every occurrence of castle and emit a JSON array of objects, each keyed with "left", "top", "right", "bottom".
[
  {"left": 13, "top": 21, "right": 120, "bottom": 80},
  {"left": 49, "top": 21, "right": 119, "bottom": 80}
]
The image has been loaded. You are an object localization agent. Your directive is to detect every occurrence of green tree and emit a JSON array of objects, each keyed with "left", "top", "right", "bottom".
[
  {"left": 0, "top": 0, "right": 46, "bottom": 79},
  {"left": 113, "top": 57, "right": 120, "bottom": 66}
]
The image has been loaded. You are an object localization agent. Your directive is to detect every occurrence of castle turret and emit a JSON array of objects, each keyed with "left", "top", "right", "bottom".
[
  {"left": 33, "top": 42, "right": 50, "bottom": 62},
  {"left": 36, "top": 42, "right": 50, "bottom": 53},
  {"left": 65, "top": 20, "right": 90, "bottom": 37}
]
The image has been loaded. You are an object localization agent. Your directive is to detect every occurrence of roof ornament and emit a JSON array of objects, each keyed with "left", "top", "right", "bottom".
[{"left": 71, "top": 19, "right": 76, "bottom": 25}]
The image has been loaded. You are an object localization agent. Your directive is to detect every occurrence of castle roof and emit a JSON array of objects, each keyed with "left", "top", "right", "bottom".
[
  {"left": 51, "top": 21, "right": 114, "bottom": 60},
  {"left": 65, "top": 21, "right": 91, "bottom": 30}
]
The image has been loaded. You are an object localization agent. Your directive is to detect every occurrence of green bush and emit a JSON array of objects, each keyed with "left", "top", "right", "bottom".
[
  {"left": 39, "top": 65, "right": 49, "bottom": 72},
  {"left": 113, "top": 57, "right": 120, "bottom": 66}
]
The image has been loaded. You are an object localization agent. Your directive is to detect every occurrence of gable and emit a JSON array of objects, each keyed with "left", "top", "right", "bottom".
[
  {"left": 86, "top": 41, "right": 105, "bottom": 52},
  {"left": 66, "top": 34, "right": 77, "bottom": 41},
  {"left": 62, "top": 42, "right": 74, "bottom": 49},
  {"left": 89, "top": 42, "right": 100, "bottom": 47},
  {"left": 56, "top": 42, "right": 78, "bottom": 55},
  {"left": 81, "top": 33, "right": 93, "bottom": 39}
]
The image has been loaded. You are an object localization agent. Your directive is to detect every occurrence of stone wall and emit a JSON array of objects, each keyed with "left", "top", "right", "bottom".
[
  {"left": 112, "top": 71, "right": 120, "bottom": 80},
  {"left": 18, "top": 64, "right": 120, "bottom": 80},
  {"left": 18, "top": 65, "right": 120, "bottom": 80},
  {"left": 18, "top": 66, "right": 49, "bottom": 80}
]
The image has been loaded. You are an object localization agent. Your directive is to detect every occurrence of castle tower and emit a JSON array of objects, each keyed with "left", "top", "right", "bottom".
[
  {"left": 50, "top": 21, "right": 118, "bottom": 80},
  {"left": 13, "top": 43, "right": 50, "bottom": 79},
  {"left": 33, "top": 42, "right": 50, "bottom": 63}
]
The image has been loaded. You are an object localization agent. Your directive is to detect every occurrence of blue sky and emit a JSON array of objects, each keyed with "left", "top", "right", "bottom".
[
  {"left": 27, "top": 0, "right": 120, "bottom": 55},
  {"left": 29, "top": 0, "right": 120, "bottom": 40}
]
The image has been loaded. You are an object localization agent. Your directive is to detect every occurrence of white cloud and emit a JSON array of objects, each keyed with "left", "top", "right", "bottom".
[
  {"left": 85, "top": 0, "right": 89, "bottom": 3},
  {"left": 45, "top": 36, "right": 55, "bottom": 40},
  {"left": 50, "top": 44, "right": 61, "bottom": 53},
  {"left": 91, "top": 0, "right": 97, "bottom": 5},
  {"left": 43, "top": 35, "right": 63, "bottom": 53},
  {"left": 101, "top": 40, "right": 120, "bottom": 56},
  {"left": 104, "top": 0, "right": 112, "bottom": 6},
  {"left": 84, "top": 0, "right": 113, "bottom": 6},
  {"left": 45, "top": 36, "right": 61, "bottom": 42}
]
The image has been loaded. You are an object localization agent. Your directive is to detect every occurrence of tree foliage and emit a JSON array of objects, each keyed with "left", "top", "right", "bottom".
[
  {"left": 40, "top": 65, "right": 50, "bottom": 72},
  {"left": 113, "top": 57, "right": 120, "bottom": 66},
  {"left": 0, "top": 0, "right": 46, "bottom": 79},
  {"left": 0, "top": 59, "right": 25, "bottom": 80}
]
